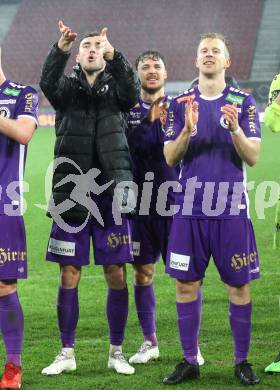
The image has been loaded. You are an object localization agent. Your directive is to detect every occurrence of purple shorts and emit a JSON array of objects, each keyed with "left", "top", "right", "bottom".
[
  {"left": 130, "top": 217, "right": 172, "bottom": 264},
  {"left": 165, "top": 218, "right": 260, "bottom": 286},
  {"left": 46, "top": 217, "right": 133, "bottom": 266},
  {"left": 0, "top": 215, "right": 27, "bottom": 280}
]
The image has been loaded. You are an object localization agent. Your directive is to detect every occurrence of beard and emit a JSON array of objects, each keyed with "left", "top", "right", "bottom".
[{"left": 142, "top": 84, "right": 163, "bottom": 95}]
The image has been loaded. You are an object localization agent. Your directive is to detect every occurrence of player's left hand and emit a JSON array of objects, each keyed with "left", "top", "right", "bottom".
[
  {"left": 147, "top": 97, "right": 168, "bottom": 124},
  {"left": 98, "top": 27, "right": 115, "bottom": 61},
  {"left": 221, "top": 102, "right": 239, "bottom": 132}
]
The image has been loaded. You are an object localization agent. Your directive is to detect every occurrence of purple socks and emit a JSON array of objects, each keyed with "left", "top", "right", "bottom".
[
  {"left": 176, "top": 290, "right": 202, "bottom": 365},
  {"left": 57, "top": 287, "right": 79, "bottom": 348},
  {"left": 229, "top": 301, "right": 252, "bottom": 364},
  {"left": 134, "top": 284, "right": 158, "bottom": 346},
  {"left": 0, "top": 292, "right": 23, "bottom": 366},
  {"left": 107, "top": 287, "right": 128, "bottom": 346}
]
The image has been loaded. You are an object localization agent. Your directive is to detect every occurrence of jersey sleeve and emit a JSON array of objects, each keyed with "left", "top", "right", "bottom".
[
  {"left": 263, "top": 101, "right": 280, "bottom": 133},
  {"left": 164, "top": 98, "right": 184, "bottom": 143},
  {"left": 240, "top": 95, "right": 261, "bottom": 141},
  {"left": 14, "top": 86, "right": 39, "bottom": 126}
]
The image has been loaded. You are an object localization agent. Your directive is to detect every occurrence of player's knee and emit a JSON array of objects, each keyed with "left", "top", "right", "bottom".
[
  {"left": 60, "top": 265, "right": 81, "bottom": 288},
  {"left": 104, "top": 264, "right": 127, "bottom": 289},
  {"left": 134, "top": 264, "right": 154, "bottom": 286},
  {"left": 176, "top": 279, "right": 200, "bottom": 302},
  {"left": 0, "top": 280, "right": 17, "bottom": 296},
  {"left": 227, "top": 283, "right": 250, "bottom": 305}
]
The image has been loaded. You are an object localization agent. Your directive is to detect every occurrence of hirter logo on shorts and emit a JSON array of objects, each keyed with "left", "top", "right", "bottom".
[
  {"left": 170, "top": 252, "right": 190, "bottom": 271},
  {"left": 48, "top": 238, "right": 75, "bottom": 257}
]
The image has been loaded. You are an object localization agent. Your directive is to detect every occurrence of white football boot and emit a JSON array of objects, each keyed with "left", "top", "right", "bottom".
[
  {"left": 197, "top": 346, "right": 205, "bottom": 366},
  {"left": 41, "top": 348, "right": 76, "bottom": 375},
  {"left": 108, "top": 350, "right": 135, "bottom": 375},
  {"left": 129, "top": 341, "right": 160, "bottom": 364}
]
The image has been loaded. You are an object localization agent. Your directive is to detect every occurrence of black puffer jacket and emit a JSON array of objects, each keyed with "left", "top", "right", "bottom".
[{"left": 39, "top": 43, "right": 140, "bottom": 222}]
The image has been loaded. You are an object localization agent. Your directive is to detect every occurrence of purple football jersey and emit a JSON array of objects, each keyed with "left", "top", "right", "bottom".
[
  {"left": 0, "top": 80, "right": 38, "bottom": 215},
  {"left": 127, "top": 96, "right": 180, "bottom": 216},
  {"left": 164, "top": 85, "right": 261, "bottom": 219}
]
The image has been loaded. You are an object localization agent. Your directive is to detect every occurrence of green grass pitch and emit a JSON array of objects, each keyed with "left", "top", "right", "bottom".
[{"left": 2, "top": 127, "right": 279, "bottom": 389}]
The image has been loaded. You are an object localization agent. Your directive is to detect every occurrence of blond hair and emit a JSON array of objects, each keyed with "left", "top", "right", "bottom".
[{"left": 199, "top": 32, "right": 230, "bottom": 58}]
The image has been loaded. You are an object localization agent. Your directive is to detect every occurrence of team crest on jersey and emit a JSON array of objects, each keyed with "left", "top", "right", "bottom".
[
  {"left": 0, "top": 107, "right": 11, "bottom": 118},
  {"left": 220, "top": 114, "right": 230, "bottom": 129},
  {"left": 165, "top": 127, "right": 175, "bottom": 137},
  {"left": 191, "top": 125, "right": 197, "bottom": 136}
]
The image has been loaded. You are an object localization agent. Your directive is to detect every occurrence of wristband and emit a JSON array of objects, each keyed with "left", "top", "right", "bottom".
[{"left": 230, "top": 127, "right": 241, "bottom": 136}]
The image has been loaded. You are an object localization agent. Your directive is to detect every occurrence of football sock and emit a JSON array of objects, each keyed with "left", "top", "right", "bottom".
[
  {"left": 0, "top": 292, "right": 23, "bottom": 366},
  {"left": 177, "top": 296, "right": 201, "bottom": 365},
  {"left": 107, "top": 287, "right": 128, "bottom": 346},
  {"left": 57, "top": 287, "right": 79, "bottom": 348},
  {"left": 197, "top": 288, "right": 202, "bottom": 326},
  {"left": 229, "top": 301, "right": 252, "bottom": 364},
  {"left": 135, "top": 284, "right": 157, "bottom": 346}
]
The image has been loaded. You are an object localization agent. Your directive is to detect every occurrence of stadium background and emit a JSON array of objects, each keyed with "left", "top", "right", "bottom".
[{"left": 0, "top": 0, "right": 279, "bottom": 389}]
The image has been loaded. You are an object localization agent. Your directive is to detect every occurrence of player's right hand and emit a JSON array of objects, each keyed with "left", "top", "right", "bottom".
[
  {"left": 184, "top": 97, "right": 199, "bottom": 134},
  {"left": 58, "top": 20, "right": 77, "bottom": 51}
]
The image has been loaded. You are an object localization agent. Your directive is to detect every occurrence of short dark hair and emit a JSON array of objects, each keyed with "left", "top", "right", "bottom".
[
  {"left": 79, "top": 31, "right": 100, "bottom": 45},
  {"left": 135, "top": 50, "right": 166, "bottom": 69},
  {"left": 199, "top": 32, "right": 230, "bottom": 57}
]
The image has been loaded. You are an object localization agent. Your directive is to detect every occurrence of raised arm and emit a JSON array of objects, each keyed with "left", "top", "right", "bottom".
[
  {"left": 99, "top": 28, "right": 140, "bottom": 111},
  {"left": 222, "top": 102, "right": 260, "bottom": 166},
  {"left": 164, "top": 99, "right": 199, "bottom": 167},
  {"left": 39, "top": 20, "right": 77, "bottom": 108}
]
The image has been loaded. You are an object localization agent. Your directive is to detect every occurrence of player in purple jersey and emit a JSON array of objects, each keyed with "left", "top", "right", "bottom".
[
  {"left": 162, "top": 33, "right": 261, "bottom": 386},
  {"left": 40, "top": 21, "right": 138, "bottom": 376},
  {"left": 0, "top": 48, "right": 38, "bottom": 389},
  {"left": 126, "top": 51, "right": 204, "bottom": 366}
]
